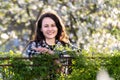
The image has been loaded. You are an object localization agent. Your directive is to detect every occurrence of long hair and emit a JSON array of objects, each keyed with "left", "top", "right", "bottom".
[{"left": 33, "top": 10, "right": 69, "bottom": 43}]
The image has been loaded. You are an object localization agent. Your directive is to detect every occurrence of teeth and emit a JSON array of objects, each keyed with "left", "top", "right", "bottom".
[
  {"left": 48, "top": 32, "right": 53, "bottom": 34},
  {"left": 49, "top": 34, "right": 51, "bottom": 35}
]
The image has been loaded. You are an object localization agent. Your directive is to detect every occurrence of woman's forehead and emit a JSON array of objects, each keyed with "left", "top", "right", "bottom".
[{"left": 42, "top": 17, "right": 55, "bottom": 24}]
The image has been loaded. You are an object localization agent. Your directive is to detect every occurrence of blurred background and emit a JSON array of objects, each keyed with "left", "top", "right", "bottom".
[{"left": 0, "top": 0, "right": 120, "bottom": 54}]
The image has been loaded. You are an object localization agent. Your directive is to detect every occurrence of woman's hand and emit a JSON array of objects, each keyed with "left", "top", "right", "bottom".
[{"left": 32, "top": 47, "right": 54, "bottom": 55}]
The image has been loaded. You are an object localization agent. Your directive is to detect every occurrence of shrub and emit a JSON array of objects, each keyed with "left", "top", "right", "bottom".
[{"left": 0, "top": 50, "right": 120, "bottom": 80}]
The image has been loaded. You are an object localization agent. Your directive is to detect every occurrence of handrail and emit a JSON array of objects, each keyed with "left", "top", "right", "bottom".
[
  {"left": 0, "top": 56, "right": 73, "bottom": 60},
  {"left": 0, "top": 56, "right": 73, "bottom": 67}
]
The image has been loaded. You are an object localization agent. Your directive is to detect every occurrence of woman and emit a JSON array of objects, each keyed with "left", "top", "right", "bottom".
[
  {"left": 26, "top": 10, "right": 73, "bottom": 56},
  {"left": 25, "top": 11, "right": 79, "bottom": 78}
]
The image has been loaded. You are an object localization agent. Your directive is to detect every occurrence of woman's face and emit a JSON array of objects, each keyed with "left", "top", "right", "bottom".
[{"left": 41, "top": 17, "right": 58, "bottom": 40}]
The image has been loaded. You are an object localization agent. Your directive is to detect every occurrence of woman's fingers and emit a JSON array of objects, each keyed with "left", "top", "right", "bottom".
[
  {"left": 33, "top": 47, "right": 48, "bottom": 53},
  {"left": 32, "top": 47, "right": 54, "bottom": 54},
  {"left": 40, "top": 48, "right": 48, "bottom": 53},
  {"left": 41, "top": 48, "right": 48, "bottom": 53}
]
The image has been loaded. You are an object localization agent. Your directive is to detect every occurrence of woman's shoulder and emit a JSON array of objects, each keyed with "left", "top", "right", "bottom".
[
  {"left": 27, "top": 40, "right": 36, "bottom": 46},
  {"left": 57, "top": 40, "right": 69, "bottom": 46}
]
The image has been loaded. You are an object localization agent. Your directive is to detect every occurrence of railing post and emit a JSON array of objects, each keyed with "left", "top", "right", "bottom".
[{"left": 60, "top": 54, "right": 72, "bottom": 75}]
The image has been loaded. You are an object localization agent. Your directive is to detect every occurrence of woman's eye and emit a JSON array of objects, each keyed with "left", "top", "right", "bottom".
[
  {"left": 44, "top": 25, "right": 48, "bottom": 27},
  {"left": 51, "top": 24, "right": 56, "bottom": 27}
]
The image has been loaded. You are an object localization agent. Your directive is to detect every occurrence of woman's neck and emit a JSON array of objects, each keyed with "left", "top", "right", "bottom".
[{"left": 45, "top": 38, "right": 56, "bottom": 46}]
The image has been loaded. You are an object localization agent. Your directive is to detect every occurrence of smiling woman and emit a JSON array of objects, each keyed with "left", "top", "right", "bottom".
[
  {"left": 24, "top": 10, "right": 79, "bottom": 79},
  {"left": 25, "top": 10, "right": 71, "bottom": 56}
]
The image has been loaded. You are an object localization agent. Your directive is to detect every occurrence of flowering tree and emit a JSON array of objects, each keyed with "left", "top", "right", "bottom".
[{"left": 0, "top": 0, "right": 120, "bottom": 53}]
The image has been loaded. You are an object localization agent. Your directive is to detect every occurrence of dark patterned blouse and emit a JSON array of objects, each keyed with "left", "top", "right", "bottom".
[{"left": 25, "top": 40, "right": 78, "bottom": 56}]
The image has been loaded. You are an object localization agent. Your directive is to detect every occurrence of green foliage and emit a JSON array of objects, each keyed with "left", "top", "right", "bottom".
[
  {"left": 31, "top": 54, "right": 60, "bottom": 80},
  {"left": 67, "top": 50, "right": 120, "bottom": 80},
  {"left": 111, "top": 27, "right": 120, "bottom": 40},
  {"left": 11, "top": 54, "right": 61, "bottom": 80},
  {"left": 106, "top": 52, "right": 120, "bottom": 80},
  {"left": 0, "top": 51, "right": 60, "bottom": 80},
  {"left": 68, "top": 54, "right": 98, "bottom": 80},
  {"left": 0, "top": 50, "right": 120, "bottom": 80},
  {"left": 10, "top": 59, "right": 32, "bottom": 80}
]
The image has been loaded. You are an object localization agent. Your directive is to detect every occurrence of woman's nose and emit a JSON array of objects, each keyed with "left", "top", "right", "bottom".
[{"left": 48, "top": 26, "right": 52, "bottom": 30}]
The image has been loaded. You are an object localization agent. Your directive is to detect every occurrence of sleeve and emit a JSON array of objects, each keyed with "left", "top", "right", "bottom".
[{"left": 25, "top": 41, "right": 40, "bottom": 56}]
